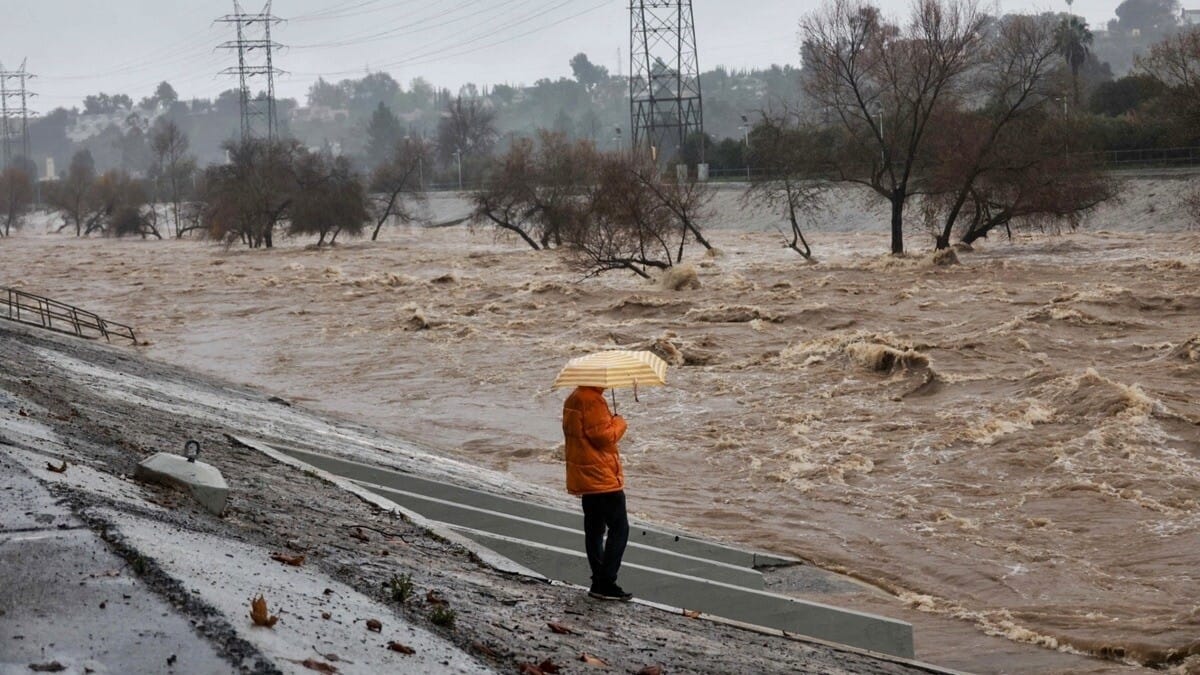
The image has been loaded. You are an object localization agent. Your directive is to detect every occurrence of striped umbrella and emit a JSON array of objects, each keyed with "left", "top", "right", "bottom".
[{"left": 552, "top": 350, "right": 668, "bottom": 409}]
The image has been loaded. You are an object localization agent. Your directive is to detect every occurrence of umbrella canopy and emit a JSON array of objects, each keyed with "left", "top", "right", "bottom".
[{"left": 552, "top": 350, "right": 668, "bottom": 390}]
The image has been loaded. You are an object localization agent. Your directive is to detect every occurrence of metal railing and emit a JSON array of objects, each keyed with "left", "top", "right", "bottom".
[{"left": 1, "top": 287, "right": 137, "bottom": 344}]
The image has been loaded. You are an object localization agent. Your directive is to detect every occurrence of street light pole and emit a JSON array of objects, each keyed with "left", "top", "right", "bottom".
[{"left": 740, "top": 114, "right": 750, "bottom": 180}]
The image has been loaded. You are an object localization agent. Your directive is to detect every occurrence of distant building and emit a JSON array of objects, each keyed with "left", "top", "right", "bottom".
[{"left": 1183, "top": 8, "right": 1200, "bottom": 24}]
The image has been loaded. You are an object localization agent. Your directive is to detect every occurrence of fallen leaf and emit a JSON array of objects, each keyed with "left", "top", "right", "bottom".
[
  {"left": 321, "top": 612, "right": 332, "bottom": 620},
  {"left": 637, "top": 666, "right": 664, "bottom": 675},
  {"left": 270, "top": 552, "right": 306, "bottom": 566},
  {"left": 249, "top": 594, "right": 279, "bottom": 628},
  {"left": 28, "top": 663, "right": 65, "bottom": 673},
  {"left": 547, "top": 621, "right": 575, "bottom": 635},
  {"left": 518, "top": 664, "right": 545, "bottom": 675},
  {"left": 45, "top": 461, "right": 68, "bottom": 474},
  {"left": 682, "top": 609, "right": 701, "bottom": 619},
  {"left": 17, "top": 409, "right": 27, "bottom": 417},
  {"left": 299, "top": 658, "right": 338, "bottom": 673},
  {"left": 349, "top": 528, "right": 370, "bottom": 542},
  {"left": 579, "top": 653, "right": 609, "bottom": 667},
  {"left": 365, "top": 618, "right": 382, "bottom": 633},
  {"left": 386, "top": 641, "right": 415, "bottom": 654},
  {"left": 538, "top": 659, "right": 562, "bottom": 673},
  {"left": 472, "top": 642, "right": 498, "bottom": 657},
  {"left": 425, "top": 589, "right": 447, "bottom": 605}
]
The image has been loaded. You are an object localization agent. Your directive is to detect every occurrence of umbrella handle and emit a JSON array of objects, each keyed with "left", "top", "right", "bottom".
[
  {"left": 610, "top": 387, "right": 617, "bottom": 414},
  {"left": 633, "top": 379, "right": 639, "bottom": 403}
]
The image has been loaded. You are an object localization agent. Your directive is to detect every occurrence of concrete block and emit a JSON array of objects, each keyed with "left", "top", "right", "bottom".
[{"left": 135, "top": 453, "right": 228, "bottom": 516}]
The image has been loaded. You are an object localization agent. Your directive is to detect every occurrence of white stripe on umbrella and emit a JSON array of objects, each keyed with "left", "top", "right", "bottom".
[{"left": 551, "top": 350, "right": 669, "bottom": 390}]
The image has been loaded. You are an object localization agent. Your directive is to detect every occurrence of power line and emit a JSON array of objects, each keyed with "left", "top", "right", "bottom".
[{"left": 293, "top": 0, "right": 608, "bottom": 78}]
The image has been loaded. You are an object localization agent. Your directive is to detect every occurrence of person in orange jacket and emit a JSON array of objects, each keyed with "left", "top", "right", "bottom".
[{"left": 562, "top": 385, "right": 633, "bottom": 601}]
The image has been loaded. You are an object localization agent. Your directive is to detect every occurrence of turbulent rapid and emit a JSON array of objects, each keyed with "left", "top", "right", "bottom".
[{"left": 5, "top": 180, "right": 1199, "bottom": 673}]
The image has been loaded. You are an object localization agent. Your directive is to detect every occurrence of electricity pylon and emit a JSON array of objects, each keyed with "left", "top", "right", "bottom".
[
  {"left": 217, "top": 1, "right": 284, "bottom": 142},
  {"left": 629, "top": 1, "right": 704, "bottom": 164},
  {"left": 0, "top": 59, "right": 36, "bottom": 172}
]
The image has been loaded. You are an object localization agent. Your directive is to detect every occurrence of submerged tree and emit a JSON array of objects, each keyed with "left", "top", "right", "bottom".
[
  {"left": 742, "top": 109, "right": 828, "bottom": 261},
  {"left": 471, "top": 131, "right": 598, "bottom": 250},
  {"left": 290, "top": 152, "right": 370, "bottom": 246},
  {"left": 0, "top": 167, "right": 34, "bottom": 238},
  {"left": 201, "top": 138, "right": 303, "bottom": 248},
  {"left": 149, "top": 118, "right": 197, "bottom": 237},
  {"left": 801, "top": 0, "right": 985, "bottom": 254},
  {"left": 47, "top": 150, "right": 98, "bottom": 236},
  {"left": 370, "top": 138, "right": 430, "bottom": 240}
]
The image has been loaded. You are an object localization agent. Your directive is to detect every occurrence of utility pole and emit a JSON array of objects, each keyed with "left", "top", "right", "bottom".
[
  {"left": 0, "top": 59, "right": 36, "bottom": 173},
  {"left": 629, "top": 1, "right": 704, "bottom": 166},
  {"left": 217, "top": 1, "right": 284, "bottom": 143}
]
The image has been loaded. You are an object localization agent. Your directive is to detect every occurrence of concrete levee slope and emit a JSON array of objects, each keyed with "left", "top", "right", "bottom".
[
  {"left": 270, "top": 444, "right": 916, "bottom": 660},
  {"left": 277, "top": 444, "right": 796, "bottom": 568}
]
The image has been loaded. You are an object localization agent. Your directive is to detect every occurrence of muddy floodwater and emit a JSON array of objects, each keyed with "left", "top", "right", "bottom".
[{"left": 4, "top": 185, "right": 1199, "bottom": 673}]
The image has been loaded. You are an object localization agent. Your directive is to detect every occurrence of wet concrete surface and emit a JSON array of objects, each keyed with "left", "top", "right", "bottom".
[{"left": 0, "top": 456, "right": 230, "bottom": 675}]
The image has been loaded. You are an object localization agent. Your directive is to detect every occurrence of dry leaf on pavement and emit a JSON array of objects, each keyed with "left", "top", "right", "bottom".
[
  {"left": 45, "top": 461, "right": 68, "bottom": 474},
  {"left": 518, "top": 664, "right": 545, "bottom": 675},
  {"left": 249, "top": 595, "right": 279, "bottom": 628},
  {"left": 637, "top": 666, "right": 664, "bottom": 675},
  {"left": 387, "top": 641, "right": 415, "bottom": 655},
  {"left": 270, "top": 552, "right": 306, "bottom": 566},
  {"left": 538, "top": 659, "right": 562, "bottom": 673},
  {"left": 547, "top": 621, "right": 575, "bottom": 635},
  {"left": 299, "top": 658, "right": 338, "bottom": 673},
  {"left": 425, "top": 589, "right": 448, "bottom": 605},
  {"left": 579, "top": 652, "right": 610, "bottom": 667},
  {"left": 472, "top": 642, "right": 498, "bottom": 657},
  {"left": 682, "top": 609, "right": 701, "bottom": 619},
  {"left": 365, "top": 618, "right": 382, "bottom": 632}
]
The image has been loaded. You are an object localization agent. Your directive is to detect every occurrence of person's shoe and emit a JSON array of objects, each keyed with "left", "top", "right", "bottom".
[{"left": 588, "top": 583, "right": 633, "bottom": 601}]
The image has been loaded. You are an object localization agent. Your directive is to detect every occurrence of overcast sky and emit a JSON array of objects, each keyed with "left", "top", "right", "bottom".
[{"left": 9, "top": 0, "right": 1121, "bottom": 110}]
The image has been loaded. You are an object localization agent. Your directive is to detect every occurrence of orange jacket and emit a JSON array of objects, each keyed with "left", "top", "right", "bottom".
[{"left": 562, "top": 386, "right": 627, "bottom": 496}]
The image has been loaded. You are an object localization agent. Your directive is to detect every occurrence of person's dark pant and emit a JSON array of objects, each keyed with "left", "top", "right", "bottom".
[{"left": 581, "top": 490, "right": 629, "bottom": 588}]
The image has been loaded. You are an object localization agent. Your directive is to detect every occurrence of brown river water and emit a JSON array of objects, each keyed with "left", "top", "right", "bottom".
[{"left": 4, "top": 183, "right": 1199, "bottom": 673}]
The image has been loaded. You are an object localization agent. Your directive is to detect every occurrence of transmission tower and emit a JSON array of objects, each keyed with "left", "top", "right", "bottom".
[
  {"left": 217, "top": 1, "right": 284, "bottom": 142},
  {"left": 0, "top": 59, "right": 36, "bottom": 172},
  {"left": 629, "top": 1, "right": 704, "bottom": 164}
]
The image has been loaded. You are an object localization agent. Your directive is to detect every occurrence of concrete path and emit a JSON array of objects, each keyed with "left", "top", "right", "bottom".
[
  {"left": 0, "top": 455, "right": 230, "bottom": 675},
  {"left": 256, "top": 441, "right": 918, "bottom": 660}
]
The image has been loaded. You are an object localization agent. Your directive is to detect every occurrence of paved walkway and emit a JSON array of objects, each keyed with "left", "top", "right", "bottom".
[{"left": 0, "top": 455, "right": 230, "bottom": 674}]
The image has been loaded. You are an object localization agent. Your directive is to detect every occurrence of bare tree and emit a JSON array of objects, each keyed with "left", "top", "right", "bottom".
[
  {"left": 437, "top": 96, "right": 498, "bottom": 176},
  {"left": 290, "top": 152, "right": 370, "bottom": 246},
  {"left": 149, "top": 118, "right": 197, "bottom": 238},
  {"left": 0, "top": 167, "right": 33, "bottom": 238},
  {"left": 47, "top": 150, "right": 98, "bottom": 236},
  {"left": 926, "top": 14, "right": 1066, "bottom": 249},
  {"left": 201, "top": 138, "right": 302, "bottom": 248},
  {"left": 471, "top": 132, "right": 598, "bottom": 250},
  {"left": 91, "top": 170, "right": 160, "bottom": 239},
  {"left": 741, "top": 109, "right": 827, "bottom": 261},
  {"left": 567, "top": 154, "right": 681, "bottom": 279},
  {"left": 801, "top": 0, "right": 985, "bottom": 254},
  {"left": 1136, "top": 27, "right": 1200, "bottom": 134},
  {"left": 370, "top": 138, "right": 429, "bottom": 240},
  {"left": 632, "top": 159, "right": 716, "bottom": 260}
]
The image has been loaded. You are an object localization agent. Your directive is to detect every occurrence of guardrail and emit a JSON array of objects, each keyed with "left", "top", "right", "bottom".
[{"left": 1, "top": 287, "right": 137, "bottom": 344}]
